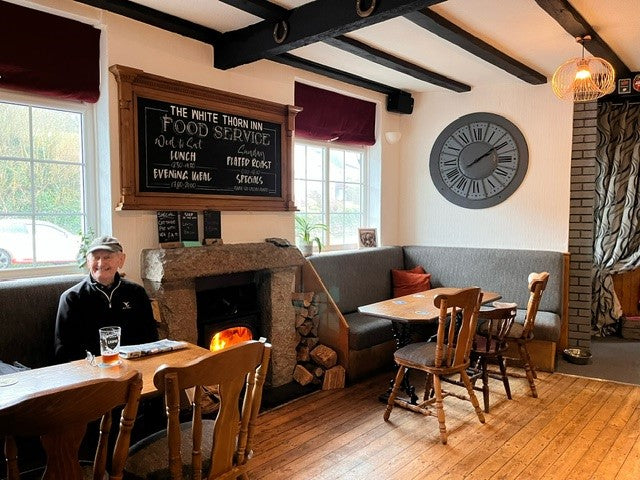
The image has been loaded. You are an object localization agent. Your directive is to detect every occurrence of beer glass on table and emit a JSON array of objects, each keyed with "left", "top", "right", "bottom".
[{"left": 99, "top": 326, "right": 121, "bottom": 366}]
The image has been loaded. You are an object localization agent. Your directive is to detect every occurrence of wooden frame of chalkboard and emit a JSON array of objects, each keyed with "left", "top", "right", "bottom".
[{"left": 110, "top": 65, "right": 301, "bottom": 211}]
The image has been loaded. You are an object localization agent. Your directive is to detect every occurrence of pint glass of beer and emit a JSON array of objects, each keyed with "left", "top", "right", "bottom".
[{"left": 99, "top": 326, "right": 121, "bottom": 366}]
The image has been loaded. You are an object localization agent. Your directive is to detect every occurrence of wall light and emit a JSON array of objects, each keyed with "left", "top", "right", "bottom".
[
  {"left": 552, "top": 35, "right": 615, "bottom": 102},
  {"left": 384, "top": 131, "right": 402, "bottom": 144}
]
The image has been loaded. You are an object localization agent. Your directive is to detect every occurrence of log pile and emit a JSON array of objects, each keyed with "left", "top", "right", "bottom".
[{"left": 292, "top": 292, "right": 345, "bottom": 390}]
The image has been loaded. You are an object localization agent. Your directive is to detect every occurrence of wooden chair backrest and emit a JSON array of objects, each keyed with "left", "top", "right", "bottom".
[
  {"left": 0, "top": 370, "right": 142, "bottom": 480},
  {"left": 521, "top": 272, "right": 550, "bottom": 339},
  {"left": 475, "top": 305, "right": 518, "bottom": 353},
  {"left": 153, "top": 338, "right": 271, "bottom": 480},
  {"left": 433, "top": 287, "right": 482, "bottom": 369}
]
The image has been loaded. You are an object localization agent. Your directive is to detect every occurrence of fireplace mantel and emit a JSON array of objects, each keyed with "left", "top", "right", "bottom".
[{"left": 141, "top": 242, "right": 305, "bottom": 387}]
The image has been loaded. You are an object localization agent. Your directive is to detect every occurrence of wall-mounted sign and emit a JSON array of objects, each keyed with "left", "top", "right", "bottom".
[
  {"left": 110, "top": 65, "right": 301, "bottom": 212},
  {"left": 633, "top": 74, "right": 640, "bottom": 93},
  {"left": 157, "top": 211, "right": 180, "bottom": 245},
  {"left": 618, "top": 78, "right": 631, "bottom": 94}
]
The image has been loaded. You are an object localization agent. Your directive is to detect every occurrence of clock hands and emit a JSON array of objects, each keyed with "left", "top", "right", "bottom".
[{"left": 466, "top": 147, "right": 495, "bottom": 168}]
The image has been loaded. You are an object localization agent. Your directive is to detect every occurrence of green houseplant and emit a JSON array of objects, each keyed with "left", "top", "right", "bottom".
[{"left": 295, "top": 215, "right": 327, "bottom": 257}]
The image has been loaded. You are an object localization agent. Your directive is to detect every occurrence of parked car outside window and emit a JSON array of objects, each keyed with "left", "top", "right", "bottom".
[{"left": 0, "top": 219, "right": 80, "bottom": 269}]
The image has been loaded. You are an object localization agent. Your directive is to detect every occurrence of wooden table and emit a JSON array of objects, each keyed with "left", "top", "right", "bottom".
[
  {"left": 0, "top": 343, "right": 211, "bottom": 408},
  {"left": 358, "top": 288, "right": 501, "bottom": 403}
]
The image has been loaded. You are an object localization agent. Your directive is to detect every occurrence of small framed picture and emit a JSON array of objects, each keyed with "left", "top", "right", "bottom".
[
  {"left": 618, "top": 78, "right": 631, "bottom": 94},
  {"left": 358, "top": 228, "right": 377, "bottom": 248}
]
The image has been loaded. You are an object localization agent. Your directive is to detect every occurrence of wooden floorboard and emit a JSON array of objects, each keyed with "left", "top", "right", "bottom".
[{"left": 247, "top": 370, "right": 640, "bottom": 479}]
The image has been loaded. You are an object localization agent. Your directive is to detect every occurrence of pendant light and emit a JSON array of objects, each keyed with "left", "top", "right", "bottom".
[{"left": 552, "top": 35, "right": 615, "bottom": 102}]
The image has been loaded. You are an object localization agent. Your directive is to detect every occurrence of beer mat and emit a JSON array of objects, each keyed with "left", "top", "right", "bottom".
[{"left": 119, "top": 339, "right": 189, "bottom": 359}]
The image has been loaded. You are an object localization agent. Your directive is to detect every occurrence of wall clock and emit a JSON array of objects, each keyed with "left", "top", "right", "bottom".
[{"left": 429, "top": 112, "right": 528, "bottom": 209}]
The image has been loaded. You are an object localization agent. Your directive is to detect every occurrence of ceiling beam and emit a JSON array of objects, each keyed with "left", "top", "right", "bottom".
[
  {"left": 325, "top": 35, "right": 470, "bottom": 92},
  {"left": 534, "top": 0, "right": 630, "bottom": 78},
  {"left": 73, "top": 0, "right": 220, "bottom": 44},
  {"left": 219, "top": 0, "right": 285, "bottom": 21},
  {"left": 404, "top": 8, "right": 547, "bottom": 85},
  {"left": 273, "top": 53, "right": 401, "bottom": 96},
  {"left": 214, "top": 0, "right": 445, "bottom": 70}
]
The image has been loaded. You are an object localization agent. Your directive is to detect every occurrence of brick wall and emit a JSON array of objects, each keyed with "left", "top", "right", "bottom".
[{"left": 568, "top": 101, "right": 597, "bottom": 348}]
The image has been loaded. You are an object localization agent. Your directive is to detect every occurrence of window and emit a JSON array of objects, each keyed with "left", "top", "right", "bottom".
[
  {"left": 0, "top": 92, "right": 95, "bottom": 275},
  {"left": 294, "top": 140, "right": 367, "bottom": 249}
]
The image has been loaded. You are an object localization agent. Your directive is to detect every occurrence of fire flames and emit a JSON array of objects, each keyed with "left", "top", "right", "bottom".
[{"left": 209, "top": 326, "right": 253, "bottom": 351}]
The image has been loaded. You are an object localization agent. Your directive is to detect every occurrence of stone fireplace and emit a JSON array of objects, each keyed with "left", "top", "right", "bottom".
[{"left": 141, "top": 242, "right": 305, "bottom": 388}]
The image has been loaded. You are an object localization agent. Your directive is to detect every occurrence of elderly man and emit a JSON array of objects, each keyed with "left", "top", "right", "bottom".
[{"left": 54, "top": 235, "right": 158, "bottom": 363}]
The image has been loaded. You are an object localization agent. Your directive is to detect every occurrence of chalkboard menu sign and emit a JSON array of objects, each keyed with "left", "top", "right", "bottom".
[
  {"left": 138, "top": 97, "right": 281, "bottom": 197},
  {"left": 203, "top": 210, "right": 221, "bottom": 239},
  {"left": 179, "top": 211, "right": 198, "bottom": 241},
  {"left": 157, "top": 211, "right": 179, "bottom": 244},
  {"left": 110, "top": 65, "right": 300, "bottom": 212}
]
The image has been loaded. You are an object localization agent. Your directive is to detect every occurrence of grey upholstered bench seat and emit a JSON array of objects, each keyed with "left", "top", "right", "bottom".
[
  {"left": 344, "top": 312, "right": 394, "bottom": 351},
  {"left": 514, "top": 309, "right": 561, "bottom": 342}
]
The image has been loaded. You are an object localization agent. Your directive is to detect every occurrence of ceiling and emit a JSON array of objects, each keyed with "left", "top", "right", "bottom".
[{"left": 76, "top": 0, "right": 640, "bottom": 103}]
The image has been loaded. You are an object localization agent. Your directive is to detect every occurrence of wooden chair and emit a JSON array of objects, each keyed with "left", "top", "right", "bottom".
[
  {"left": 0, "top": 370, "right": 142, "bottom": 480},
  {"left": 383, "top": 287, "right": 485, "bottom": 445},
  {"left": 467, "top": 304, "right": 517, "bottom": 412},
  {"left": 125, "top": 338, "right": 271, "bottom": 480},
  {"left": 504, "top": 272, "right": 550, "bottom": 398}
]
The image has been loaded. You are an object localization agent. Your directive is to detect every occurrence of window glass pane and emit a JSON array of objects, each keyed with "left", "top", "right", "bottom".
[
  {"left": 0, "top": 215, "right": 34, "bottom": 269},
  {"left": 307, "top": 146, "right": 323, "bottom": 181},
  {"left": 345, "top": 151, "right": 362, "bottom": 182},
  {"left": 294, "top": 179, "right": 307, "bottom": 212},
  {"left": 329, "top": 182, "right": 344, "bottom": 213},
  {"left": 294, "top": 144, "right": 306, "bottom": 180},
  {"left": 32, "top": 108, "right": 82, "bottom": 163},
  {"left": 344, "top": 184, "right": 360, "bottom": 212},
  {"left": 0, "top": 103, "right": 29, "bottom": 158},
  {"left": 329, "top": 149, "right": 344, "bottom": 182},
  {"left": 344, "top": 214, "right": 361, "bottom": 244},
  {"left": 34, "top": 215, "right": 82, "bottom": 264},
  {"left": 34, "top": 163, "right": 83, "bottom": 214},
  {"left": 306, "top": 180, "right": 324, "bottom": 213},
  {"left": 0, "top": 160, "right": 32, "bottom": 214},
  {"left": 329, "top": 213, "right": 344, "bottom": 245}
]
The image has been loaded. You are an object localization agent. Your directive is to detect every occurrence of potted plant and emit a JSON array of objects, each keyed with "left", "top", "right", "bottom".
[{"left": 295, "top": 215, "right": 327, "bottom": 257}]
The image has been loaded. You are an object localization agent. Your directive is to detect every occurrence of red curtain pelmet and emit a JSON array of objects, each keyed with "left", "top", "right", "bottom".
[
  {"left": 294, "top": 82, "right": 376, "bottom": 145},
  {"left": 0, "top": 1, "right": 100, "bottom": 103}
]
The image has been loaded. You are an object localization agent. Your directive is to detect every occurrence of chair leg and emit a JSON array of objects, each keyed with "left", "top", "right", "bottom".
[
  {"left": 384, "top": 367, "right": 406, "bottom": 421},
  {"left": 424, "top": 372, "right": 434, "bottom": 401},
  {"left": 497, "top": 355, "right": 512, "bottom": 400},
  {"left": 518, "top": 343, "right": 538, "bottom": 398},
  {"left": 481, "top": 357, "right": 490, "bottom": 413},
  {"left": 432, "top": 374, "right": 448, "bottom": 445},
  {"left": 459, "top": 370, "right": 486, "bottom": 425}
]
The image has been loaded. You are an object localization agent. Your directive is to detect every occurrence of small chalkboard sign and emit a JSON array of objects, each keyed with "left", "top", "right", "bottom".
[
  {"left": 179, "top": 211, "right": 198, "bottom": 242},
  {"left": 157, "top": 211, "right": 180, "bottom": 245},
  {"left": 203, "top": 210, "right": 221, "bottom": 240}
]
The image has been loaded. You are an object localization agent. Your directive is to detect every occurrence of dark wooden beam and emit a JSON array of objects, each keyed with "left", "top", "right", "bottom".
[
  {"left": 404, "top": 8, "right": 547, "bottom": 85},
  {"left": 273, "top": 53, "right": 401, "bottom": 96},
  {"left": 219, "top": 0, "right": 286, "bottom": 21},
  {"left": 214, "top": 0, "right": 445, "bottom": 70},
  {"left": 534, "top": 0, "right": 630, "bottom": 78},
  {"left": 325, "top": 36, "right": 470, "bottom": 92},
  {"left": 73, "top": 0, "right": 220, "bottom": 44}
]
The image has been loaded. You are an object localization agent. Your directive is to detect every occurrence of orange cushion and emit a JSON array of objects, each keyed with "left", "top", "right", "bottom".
[{"left": 392, "top": 266, "right": 431, "bottom": 298}]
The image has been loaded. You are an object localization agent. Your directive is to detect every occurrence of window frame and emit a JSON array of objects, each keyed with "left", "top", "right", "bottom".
[
  {"left": 294, "top": 139, "right": 369, "bottom": 251},
  {"left": 0, "top": 89, "right": 97, "bottom": 280}
]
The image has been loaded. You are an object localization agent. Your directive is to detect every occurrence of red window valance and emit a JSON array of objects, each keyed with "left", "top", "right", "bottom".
[
  {"left": 294, "top": 82, "right": 376, "bottom": 146},
  {"left": 0, "top": 1, "right": 101, "bottom": 103}
]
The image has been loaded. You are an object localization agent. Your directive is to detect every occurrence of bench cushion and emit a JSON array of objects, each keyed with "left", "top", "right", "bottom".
[
  {"left": 512, "top": 309, "right": 562, "bottom": 342},
  {"left": 344, "top": 312, "right": 394, "bottom": 351}
]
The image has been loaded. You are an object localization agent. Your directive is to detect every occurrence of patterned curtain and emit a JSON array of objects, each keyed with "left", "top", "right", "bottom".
[{"left": 592, "top": 101, "right": 640, "bottom": 335}]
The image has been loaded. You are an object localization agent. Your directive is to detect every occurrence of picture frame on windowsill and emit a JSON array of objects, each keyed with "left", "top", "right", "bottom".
[{"left": 358, "top": 228, "right": 377, "bottom": 248}]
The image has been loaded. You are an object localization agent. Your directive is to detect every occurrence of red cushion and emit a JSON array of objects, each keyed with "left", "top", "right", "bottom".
[{"left": 392, "top": 266, "right": 431, "bottom": 298}]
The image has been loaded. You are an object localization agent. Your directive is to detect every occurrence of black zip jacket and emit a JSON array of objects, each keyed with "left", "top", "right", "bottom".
[{"left": 54, "top": 273, "right": 159, "bottom": 363}]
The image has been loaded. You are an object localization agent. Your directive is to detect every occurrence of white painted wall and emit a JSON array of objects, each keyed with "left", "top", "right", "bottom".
[
  {"left": 9, "top": 0, "right": 573, "bottom": 284},
  {"left": 394, "top": 83, "right": 574, "bottom": 252}
]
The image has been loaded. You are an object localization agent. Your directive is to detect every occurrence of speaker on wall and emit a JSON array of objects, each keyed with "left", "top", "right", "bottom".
[{"left": 387, "top": 91, "right": 414, "bottom": 114}]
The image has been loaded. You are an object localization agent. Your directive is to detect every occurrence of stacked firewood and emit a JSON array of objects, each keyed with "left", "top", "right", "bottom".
[{"left": 291, "top": 292, "right": 345, "bottom": 390}]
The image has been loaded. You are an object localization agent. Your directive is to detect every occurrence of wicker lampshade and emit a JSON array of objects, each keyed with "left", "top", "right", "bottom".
[{"left": 551, "top": 36, "right": 615, "bottom": 102}]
